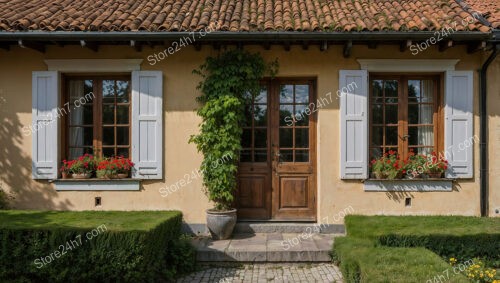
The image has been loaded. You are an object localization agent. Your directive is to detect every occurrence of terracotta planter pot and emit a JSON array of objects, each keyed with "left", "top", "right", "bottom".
[
  {"left": 206, "top": 209, "right": 237, "bottom": 240},
  {"left": 426, "top": 172, "right": 443, "bottom": 178},
  {"left": 116, "top": 173, "right": 128, "bottom": 179},
  {"left": 72, "top": 173, "right": 92, "bottom": 179},
  {"left": 372, "top": 172, "right": 388, "bottom": 179},
  {"left": 61, "top": 172, "right": 71, "bottom": 179}
]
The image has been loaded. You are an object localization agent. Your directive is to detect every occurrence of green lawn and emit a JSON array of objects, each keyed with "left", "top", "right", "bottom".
[
  {"left": 0, "top": 210, "right": 181, "bottom": 231},
  {"left": 333, "top": 215, "right": 500, "bottom": 283}
]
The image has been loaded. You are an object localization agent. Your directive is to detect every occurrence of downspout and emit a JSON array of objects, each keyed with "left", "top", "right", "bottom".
[{"left": 479, "top": 43, "right": 499, "bottom": 217}]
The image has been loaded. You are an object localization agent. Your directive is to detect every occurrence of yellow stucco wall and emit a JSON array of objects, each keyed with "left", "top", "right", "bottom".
[
  {"left": 0, "top": 43, "right": 496, "bottom": 225},
  {"left": 487, "top": 54, "right": 500, "bottom": 217}
]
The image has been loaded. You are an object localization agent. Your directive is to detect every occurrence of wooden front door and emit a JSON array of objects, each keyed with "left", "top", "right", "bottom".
[{"left": 237, "top": 79, "right": 316, "bottom": 221}]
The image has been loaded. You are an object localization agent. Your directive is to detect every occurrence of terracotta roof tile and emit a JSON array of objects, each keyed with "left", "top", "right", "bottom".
[
  {"left": 463, "top": 0, "right": 500, "bottom": 29},
  {"left": 0, "top": 0, "right": 493, "bottom": 32}
]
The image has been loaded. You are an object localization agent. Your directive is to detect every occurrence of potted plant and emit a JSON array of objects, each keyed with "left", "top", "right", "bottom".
[
  {"left": 190, "top": 49, "right": 278, "bottom": 240},
  {"left": 114, "top": 156, "right": 134, "bottom": 178},
  {"left": 370, "top": 150, "right": 403, "bottom": 179},
  {"left": 96, "top": 158, "right": 115, "bottom": 179},
  {"left": 404, "top": 150, "right": 427, "bottom": 179},
  {"left": 69, "top": 154, "right": 96, "bottom": 179},
  {"left": 424, "top": 151, "right": 448, "bottom": 178},
  {"left": 96, "top": 156, "right": 134, "bottom": 179},
  {"left": 60, "top": 160, "right": 72, "bottom": 179}
]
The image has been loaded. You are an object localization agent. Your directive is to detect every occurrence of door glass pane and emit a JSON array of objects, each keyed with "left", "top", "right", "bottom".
[
  {"left": 240, "top": 150, "right": 251, "bottom": 162},
  {"left": 254, "top": 150, "right": 267, "bottom": 162},
  {"left": 294, "top": 105, "right": 309, "bottom": 126},
  {"left": 102, "top": 80, "right": 115, "bottom": 102},
  {"left": 255, "top": 87, "right": 267, "bottom": 103},
  {"left": 295, "top": 85, "right": 309, "bottom": 103},
  {"left": 295, "top": 150, "right": 309, "bottom": 162},
  {"left": 279, "top": 85, "right": 294, "bottom": 103},
  {"left": 280, "top": 150, "right": 293, "bottom": 162},
  {"left": 279, "top": 105, "right": 294, "bottom": 126},
  {"left": 254, "top": 129, "right": 267, "bottom": 148},
  {"left": 295, "top": 128, "right": 309, "bottom": 148},
  {"left": 254, "top": 105, "right": 267, "bottom": 126},
  {"left": 241, "top": 129, "right": 252, "bottom": 148},
  {"left": 279, "top": 128, "right": 293, "bottom": 148},
  {"left": 242, "top": 104, "right": 252, "bottom": 127}
]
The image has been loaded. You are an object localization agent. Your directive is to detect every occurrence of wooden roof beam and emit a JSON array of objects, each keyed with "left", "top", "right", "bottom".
[
  {"left": 467, "top": 41, "right": 486, "bottom": 54},
  {"left": 283, "top": 41, "right": 291, "bottom": 51},
  {"left": 18, "top": 40, "right": 45, "bottom": 53},
  {"left": 130, "top": 40, "right": 142, "bottom": 52},
  {"left": 400, "top": 40, "right": 412, "bottom": 52},
  {"left": 80, "top": 40, "right": 98, "bottom": 52},
  {"left": 320, "top": 40, "right": 328, "bottom": 52},
  {"left": 439, "top": 40, "right": 453, "bottom": 52},
  {"left": 343, "top": 40, "right": 352, "bottom": 58}
]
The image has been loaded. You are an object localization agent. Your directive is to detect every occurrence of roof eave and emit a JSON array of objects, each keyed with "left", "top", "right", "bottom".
[{"left": 0, "top": 31, "right": 492, "bottom": 42}]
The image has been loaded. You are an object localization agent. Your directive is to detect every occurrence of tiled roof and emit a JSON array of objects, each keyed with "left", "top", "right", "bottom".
[
  {"left": 463, "top": 0, "right": 500, "bottom": 29},
  {"left": 0, "top": 0, "right": 492, "bottom": 33}
]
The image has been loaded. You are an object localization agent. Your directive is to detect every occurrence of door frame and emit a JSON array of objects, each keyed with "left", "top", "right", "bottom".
[{"left": 236, "top": 77, "right": 317, "bottom": 221}]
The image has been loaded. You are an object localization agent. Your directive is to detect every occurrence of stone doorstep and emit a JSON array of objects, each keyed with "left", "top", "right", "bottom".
[
  {"left": 193, "top": 233, "right": 340, "bottom": 262},
  {"left": 234, "top": 222, "right": 345, "bottom": 234}
]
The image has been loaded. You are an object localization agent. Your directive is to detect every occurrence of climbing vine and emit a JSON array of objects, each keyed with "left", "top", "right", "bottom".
[{"left": 190, "top": 49, "right": 278, "bottom": 210}]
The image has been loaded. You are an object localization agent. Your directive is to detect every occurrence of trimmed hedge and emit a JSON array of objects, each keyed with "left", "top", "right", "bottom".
[
  {"left": 0, "top": 211, "right": 195, "bottom": 282},
  {"left": 379, "top": 233, "right": 500, "bottom": 263},
  {"left": 332, "top": 215, "right": 500, "bottom": 283},
  {"left": 333, "top": 237, "right": 469, "bottom": 283}
]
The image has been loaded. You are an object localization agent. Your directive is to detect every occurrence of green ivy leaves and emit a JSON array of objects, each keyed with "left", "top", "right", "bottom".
[{"left": 190, "top": 49, "right": 278, "bottom": 210}]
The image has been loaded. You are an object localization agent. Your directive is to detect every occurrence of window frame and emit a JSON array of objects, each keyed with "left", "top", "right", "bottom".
[
  {"left": 61, "top": 73, "right": 132, "bottom": 161},
  {"left": 368, "top": 73, "right": 445, "bottom": 161}
]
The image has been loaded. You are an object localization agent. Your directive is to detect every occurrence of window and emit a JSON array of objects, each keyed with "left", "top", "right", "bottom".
[
  {"left": 63, "top": 76, "right": 131, "bottom": 160},
  {"left": 369, "top": 75, "right": 443, "bottom": 160}
]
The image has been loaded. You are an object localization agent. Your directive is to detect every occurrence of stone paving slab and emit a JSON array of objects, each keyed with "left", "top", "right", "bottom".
[
  {"left": 177, "top": 263, "right": 343, "bottom": 283},
  {"left": 193, "top": 233, "right": 338, "bottom": 262}
]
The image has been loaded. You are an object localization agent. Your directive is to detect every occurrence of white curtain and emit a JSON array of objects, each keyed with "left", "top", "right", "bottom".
[
  {"left": 69, "top": 80, "right": 85, "bottom": 159},
  {"left": 418, "top": 80, "right": 433, "bottom": 154}
]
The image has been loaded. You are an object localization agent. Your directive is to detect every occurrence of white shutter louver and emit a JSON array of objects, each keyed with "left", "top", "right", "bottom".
[
  {"left": 445, "top": 71, "right": 474, "bottom": 178},
  {"left": 131, "top": 71, "right": 163, "bottom": 179},
  {"left": 32, "top": 71, "right": 59, "bottom": 179},
  {"left": 340, "top": 70, "right": 368, "bottom": 179}
]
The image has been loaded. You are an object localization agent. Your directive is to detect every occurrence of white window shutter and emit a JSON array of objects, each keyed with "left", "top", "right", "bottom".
[
  {"left": 32, "top": 71, "right": 59, "bottom": 179},
  {"left": 340, "top": 70, "right": 368, "bottom": 179},
  {"left": 131, "top": 71, "right": 163, "bottom": 179},
  {"left": 445, "top": 71, "right": 474, "bottom": 178}
]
